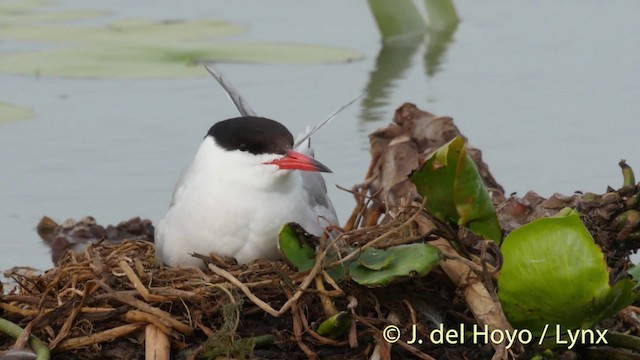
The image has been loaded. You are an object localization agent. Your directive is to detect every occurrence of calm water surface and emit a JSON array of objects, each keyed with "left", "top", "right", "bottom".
[{"left": 1, "top": 1, "right": 639, "bottom": 270}]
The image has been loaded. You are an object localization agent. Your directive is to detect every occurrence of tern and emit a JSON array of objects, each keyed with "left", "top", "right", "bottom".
[{"left": 155, "top": 66, "right": 358, "bottom": 267}]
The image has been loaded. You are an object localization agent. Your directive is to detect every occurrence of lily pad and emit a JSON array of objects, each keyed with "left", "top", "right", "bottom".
[
  {"left": 0, "top": 19, "right": 244, "bottom": 43},
  {"left": 349, "top": 243, "right": 441, "bottom": 287},
  {"left": 0, "top": 42, "right": 363, "bottom": 78},
  {"left": 0, "top": 10, "right": 109, "bottom": 25},
  {"left": 498, "top": 210, "right": 638, "bottom": 335},
  {"left": 410, "top": 136, "right": 502, "bottom": 242},
  {"left": 0, "top": 102, "right": 34, "bottom": 124},
  {"left": 0, "top": 0, "right": 49, "bottom": 13}
]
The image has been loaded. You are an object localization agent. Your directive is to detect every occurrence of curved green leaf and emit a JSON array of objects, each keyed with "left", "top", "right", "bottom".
[
  {"left": 410, "top": 136, "right": 501, "bottom": 241},
  {"left": 349, "top": 243, "right": 440, "bottom": 287},
  {"left": 367, "top": 0, "right": 427, "bottom": 42},
  {"left": 317, "top": 311, "right": 350, "bottom": 340},
  {"left": 278, "top": 223, "right": 346, "bottom": 280},
  {"left": 498, "top": 211, "right": 638, "bottom": 335},
  {"left": 277, "top": 223, "right": 316, "bottom": 272}
]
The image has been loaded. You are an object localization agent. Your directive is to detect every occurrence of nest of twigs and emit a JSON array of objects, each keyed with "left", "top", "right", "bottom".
[{"left": 2, "top": 103, "right": 639, "bottom": 360}]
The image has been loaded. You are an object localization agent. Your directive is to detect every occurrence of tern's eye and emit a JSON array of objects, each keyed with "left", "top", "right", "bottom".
[{"left": 238, "top": 144, "right": 248, "bottom": 152}]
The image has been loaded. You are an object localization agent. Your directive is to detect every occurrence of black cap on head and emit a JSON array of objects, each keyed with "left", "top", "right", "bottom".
[{"left": 207, "top": 116, "right": 294, "bottom": 156}]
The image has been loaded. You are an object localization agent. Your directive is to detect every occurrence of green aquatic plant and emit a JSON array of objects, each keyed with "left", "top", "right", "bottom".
[
  {"left": 410, "top": 136, "right": 502, "bottom": 242},
  {"left": 278, "top": 224, "right": 441, "bottom": 287},
  {"left": 0, "top": 18, "right": 363, "bottom": 78},
  {"left": 316, "top": 312, "right": 351, "bottom": 340},
  {"left": 348, "top": 243, "right": 441, "bottom": 287},
  {"left": 498, "top": 210, "right": 638, "bottom": 335},
  {"left": 367, "top": 0, "right": 458, "bottom": 41}
]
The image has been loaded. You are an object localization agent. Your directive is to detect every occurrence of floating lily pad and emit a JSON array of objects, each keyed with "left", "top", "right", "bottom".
[
  {"left": 0, "top": 10, "right": 109, "bottom": 25},
  {"left": 0, "top": 0, "right": 49, "bottom": 13},
  {"left": 0, "top": 19, "right": 243, "bottom": 42},
  {"left": 0, "top": 42, "right": 362, "bottom": 78},
  {"left": 498, "top": 210, "right": 638, "bottom": 335},
  {"left": 410, "top": 136, "right": 502, "bottom": 242},
  {"left": 0, "top": 17, "right": 363, "bottom": 78},
  {"left": 349, "top": 243, "right": 441, "bottom": 287},
  {"left": 0, "top": 102, "right": 34, "bottom": 124}
]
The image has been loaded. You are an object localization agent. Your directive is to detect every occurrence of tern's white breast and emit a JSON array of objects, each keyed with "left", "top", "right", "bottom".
[{"left": 155, "top": 138, "right": 326, "bottom": 267}]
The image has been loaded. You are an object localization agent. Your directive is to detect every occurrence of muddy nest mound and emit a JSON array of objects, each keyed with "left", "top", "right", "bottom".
[{"left": 1, "top": 104, "right": 639, "bottom": 360}]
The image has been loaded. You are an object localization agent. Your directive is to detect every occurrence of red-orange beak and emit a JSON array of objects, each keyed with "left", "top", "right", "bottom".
[{"left": 266, "top": 150, "right": 332, "bottom": 173}]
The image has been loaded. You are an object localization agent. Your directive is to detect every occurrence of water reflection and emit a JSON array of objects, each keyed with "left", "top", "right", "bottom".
[
  {"left": 424, "top": 22, "right": 458, "bottom": 77},
  {"left": 360, "top": 24, "right": 458, "bottom": 122}
]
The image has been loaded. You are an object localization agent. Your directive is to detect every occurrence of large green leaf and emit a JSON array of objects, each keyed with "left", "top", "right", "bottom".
[
  {"left": 0, "top": 102, "right": 34, "bottom": 124},
  {"left": 410, "top": 136, "right": 502, "bottom": 241},
  {"left": 349, "top": 243, "right": 441, "bottom": 287},
  {"left": 498, "top": 210, "right": 638, "bottom": 335}
]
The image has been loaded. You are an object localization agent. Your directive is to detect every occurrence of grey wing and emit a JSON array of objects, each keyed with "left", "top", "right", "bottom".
[
  {"left": 204, "top": 65, "right": 257, "bottom": 117},
  {"left": 295, "top": 136, "right": 339, "bottom": 227},
  {"left": 300, "top": 170, "right": 339, "bottom": 227}
]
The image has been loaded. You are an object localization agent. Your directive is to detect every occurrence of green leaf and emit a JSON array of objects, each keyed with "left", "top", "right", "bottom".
[
  {"left": 349, "top": 243, "right": 440, "bottom": 287},
  {"left": 316, "top": 311, "right": 350, "bottom": 340},
  {"left": 0, "top": 0, "right": 49, "bottom": 14},
  {"left": 277, "top": 223, "right": 316, "bottom": 272},
  {"left": 356, "top": 248, "right": 395, "bottom": 270},
  {"left": 0, "top": 101, "right": 34, "bottom": 124},
  {"left": 367, "top": 0, "right": 428, "bottom": 42},
  {"left": 277, "top": 223, "right": 347, "bottom": 281},
  {"left": 498, "top": 212, "right": 638, "bottom": 335},
  {"left": 410, "top": 136, "right": 502, "bottom": 241},
  {"left": 629, "top": 265, "right": 640, "bottom": 289},
  {"left": 0, "top": 19, "right": 244, "bottom": 43},
  {"left": 0, "top": 10, "right": 108, "bottom": 25},
  {"left": 423, "top": 0, "right": 459, "bottom": 33},
  {"left": 0, "top": 19, "right": 363, "bottom": 78}
]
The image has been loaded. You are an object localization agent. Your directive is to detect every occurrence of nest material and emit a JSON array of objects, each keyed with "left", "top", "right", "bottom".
[{"left": 2, "top": 103, "right": 640, "bottom": 360}]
